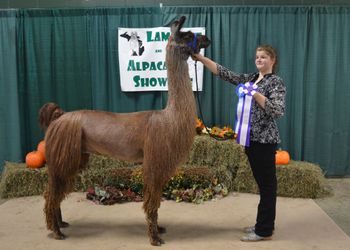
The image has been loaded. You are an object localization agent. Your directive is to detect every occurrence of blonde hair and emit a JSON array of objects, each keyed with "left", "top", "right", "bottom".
[{"left": 256, "top": 44, "right": 278, "bottom": 73}]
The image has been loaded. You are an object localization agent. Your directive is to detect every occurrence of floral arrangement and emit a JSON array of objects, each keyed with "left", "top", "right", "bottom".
[
  {"left": 163, "top": 167, "right": 228, "bottom": 204},
  {"left": 86, "top": 166, "right": 228, "bottom": 205},
  {"left": 195, "top": 117, "right": 237, "bottom": 140}
]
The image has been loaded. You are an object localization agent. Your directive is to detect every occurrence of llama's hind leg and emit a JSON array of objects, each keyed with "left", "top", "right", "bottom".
[
  {"left": 45, "top": 195, "right": 66, "bottom": 239},
  {"left": 44, "top": 175, "right": 72, "bottom": 239},
  {"left": 51, "top": 153, "right": 88, "bottom": 232}
]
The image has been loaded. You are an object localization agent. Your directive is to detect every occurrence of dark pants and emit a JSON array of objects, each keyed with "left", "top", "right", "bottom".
[{"left": 245, "top": 141, "right": 277, "bottom": 237}]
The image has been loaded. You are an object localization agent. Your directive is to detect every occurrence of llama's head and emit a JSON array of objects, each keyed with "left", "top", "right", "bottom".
[
  {"left": 170, "top": 16, "right": 211, "bottom": 59},
  {"left": 38, "top": 102, "right": 64, "bottom": 131}
]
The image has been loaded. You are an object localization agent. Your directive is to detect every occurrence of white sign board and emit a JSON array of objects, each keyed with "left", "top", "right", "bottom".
[{"left": 118, "top": 27, "right": 206, "bottom": 92}]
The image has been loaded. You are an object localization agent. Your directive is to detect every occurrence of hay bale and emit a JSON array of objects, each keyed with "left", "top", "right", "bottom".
[
  {"left": 232, "top": 156, "right": 257, "bottom": 194},
  {"left": 0, "top": 136, "right": 330, "bottom": 199},
  {"left": 187, "top": 135, "right": 245, "bottom": 190},
  {"left": 0, "top": 162, "right": 48, "bottom": 198},
  {"left": 74, "top": 155, "right": 136, "bottom": 191},
  {"left": 276, "top": 161, "right": 331, "bottom": 198},
  {"left": 87, "top": 154, "right": 135, "bottom": 169},
  {"left": 233, "top": 160, "right": 330, "bottom": 198},
  {"left": 0, "top": 156, "right": 136, "bottom": 198}
]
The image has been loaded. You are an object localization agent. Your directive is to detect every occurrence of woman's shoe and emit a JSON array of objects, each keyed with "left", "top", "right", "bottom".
[
  {"left": 243, "top": 226, "right": 275, "bottom": 235},
  {"left": 243, "top": 226, "right": 255, "bottom": 234},
  {"left": 240, "top": 232, "right": 272, "bottom": 242}
]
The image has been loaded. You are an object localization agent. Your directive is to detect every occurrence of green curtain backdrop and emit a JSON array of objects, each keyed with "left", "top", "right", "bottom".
[
  {"left": 0, "top": 11, "right": 22, "bottom": 167},
  {"left": 0, "top": 6, "right": 349, "bottom": 176},
  {"left": 16, "top": 9, "right": 93, "bottom": 156},
  {"left": 87, "top": 7, "right": 164, "bottom": 112}
]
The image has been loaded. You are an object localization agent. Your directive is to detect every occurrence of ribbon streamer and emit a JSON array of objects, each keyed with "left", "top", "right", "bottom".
[{"left": 234, "top": 82, "right": 258, "bottom": 147}]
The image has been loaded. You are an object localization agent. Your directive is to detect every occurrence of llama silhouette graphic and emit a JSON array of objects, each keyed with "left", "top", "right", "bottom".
[{"left": 120, "top": 31, "right": 145, "bottom": 56}]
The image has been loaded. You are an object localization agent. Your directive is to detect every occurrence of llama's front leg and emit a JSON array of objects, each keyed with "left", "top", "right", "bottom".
[
  {"left": 154, "top": 210, "right": 166, "bottom": 234},
  {"left": 56, "top": 207, "right": 69, "bottom": 228},
  {"left": 146, "top": 210, "right": 164, "bottom": 246},
  {"left": 158, "top": 225, "right": 167, "bottom": 234},
  {"left": 53, "top": 222, "right": 66, "bottom": 239},
  {"left": 143, "top": 187, "right": 164, "bottom": 245}
]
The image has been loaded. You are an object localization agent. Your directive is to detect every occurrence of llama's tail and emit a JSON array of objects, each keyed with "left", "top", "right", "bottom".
[
  {"left": 38, "top": 102, "right": 65, "bottom": 131},
  {"left": 45, "top": 112, "right": 83, "bottom": 181},
  {"left": 44, "top": 112, "right": 83, "bottom": 230}
]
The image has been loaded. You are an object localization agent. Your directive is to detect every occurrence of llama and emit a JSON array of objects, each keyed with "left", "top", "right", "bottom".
[{"left": 39, "top": 16, "right": 210, "bottom": 246}]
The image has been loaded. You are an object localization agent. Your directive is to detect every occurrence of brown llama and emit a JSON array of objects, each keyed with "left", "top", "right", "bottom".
[{"left": 39, "top": 16, "right": 210, "bottom": 246}]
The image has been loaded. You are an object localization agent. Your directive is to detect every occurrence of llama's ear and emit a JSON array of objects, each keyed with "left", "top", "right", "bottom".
[
  {"left": 177, "top": 16, "right": 186, "bottom": 30},
  {"left": 170, "top": 16, "right": 186, "bottom": 35},
  {"left": 170, "top": 21, "right": 178, "bottom": 35}
]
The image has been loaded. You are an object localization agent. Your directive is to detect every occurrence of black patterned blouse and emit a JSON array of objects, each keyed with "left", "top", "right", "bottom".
[{"left": 217, "top": 64, "right": 286, "bottom": 144}]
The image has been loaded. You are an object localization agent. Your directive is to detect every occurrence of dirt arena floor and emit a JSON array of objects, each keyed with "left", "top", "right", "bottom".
[
  {"left": 314, "top": 178, "right": 350, "bottom": 236},
  {"left": 0, "top": 178, "right": 349, "bottom": 250}
]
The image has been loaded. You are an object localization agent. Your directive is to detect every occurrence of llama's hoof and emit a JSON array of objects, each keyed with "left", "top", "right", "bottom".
[
  {"left": 150, "top": 236, "right": 165, "bottom": 246},
  {"left": 53, "top": 232, "right": 66, "bottom": 240},
  {"left": 59, "top": 221, "right": 70, "bottom": 228},
  {"left": 157, "top": 225, "right": 167, "bottom": 234}
]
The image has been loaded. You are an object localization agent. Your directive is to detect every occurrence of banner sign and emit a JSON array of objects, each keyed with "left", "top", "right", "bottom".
[{"left": 118, "top": 27, "right": 206, "bottom": 92}]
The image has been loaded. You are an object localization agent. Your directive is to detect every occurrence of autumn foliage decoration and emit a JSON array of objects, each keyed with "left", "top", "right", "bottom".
[{"left": 195, "top": 118, "right": 205, "bottom": 134}]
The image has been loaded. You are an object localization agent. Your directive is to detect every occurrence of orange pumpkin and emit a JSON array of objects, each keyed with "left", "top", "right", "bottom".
[
  {"left": 275, "top": 149, "right": 290, "bottom": 165},
  {"left": 37, "top": 140, "right": 46, "bottom": 160},
  {"left": 26, "top": 151, "right": 45, "bottom": 169}
]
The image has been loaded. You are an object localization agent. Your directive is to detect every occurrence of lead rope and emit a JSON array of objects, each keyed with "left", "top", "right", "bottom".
[{"left": 194, "top": 61, "right": 226, "bottom": 141}]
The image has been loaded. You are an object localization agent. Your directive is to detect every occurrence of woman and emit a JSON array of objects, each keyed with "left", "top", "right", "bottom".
[{"left": 192, "top": 45, "right": 286, "bottom": 241}]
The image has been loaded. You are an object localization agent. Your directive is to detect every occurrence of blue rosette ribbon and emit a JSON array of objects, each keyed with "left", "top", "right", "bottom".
[{"left": 234, "top": 82, "right": 258, "bottom": 147}]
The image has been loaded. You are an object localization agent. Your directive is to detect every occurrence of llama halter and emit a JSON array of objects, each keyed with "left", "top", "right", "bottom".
[
  {"left": 186, "top": 33, "right": 197, "bottom": 52},
  {"left": 234, "top": 82, "right": 258, "bottom": 147},
  {"left": 174, "top": 33, "right": 198, "bottom": 53}
]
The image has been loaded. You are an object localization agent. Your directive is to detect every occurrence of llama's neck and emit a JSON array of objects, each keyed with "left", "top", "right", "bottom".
[
  {"left": 161, "top": 49, "right": 196, "bottom": 161},
  {"left": 165, "top": 51, "right": 196, "bottom": 120}
]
